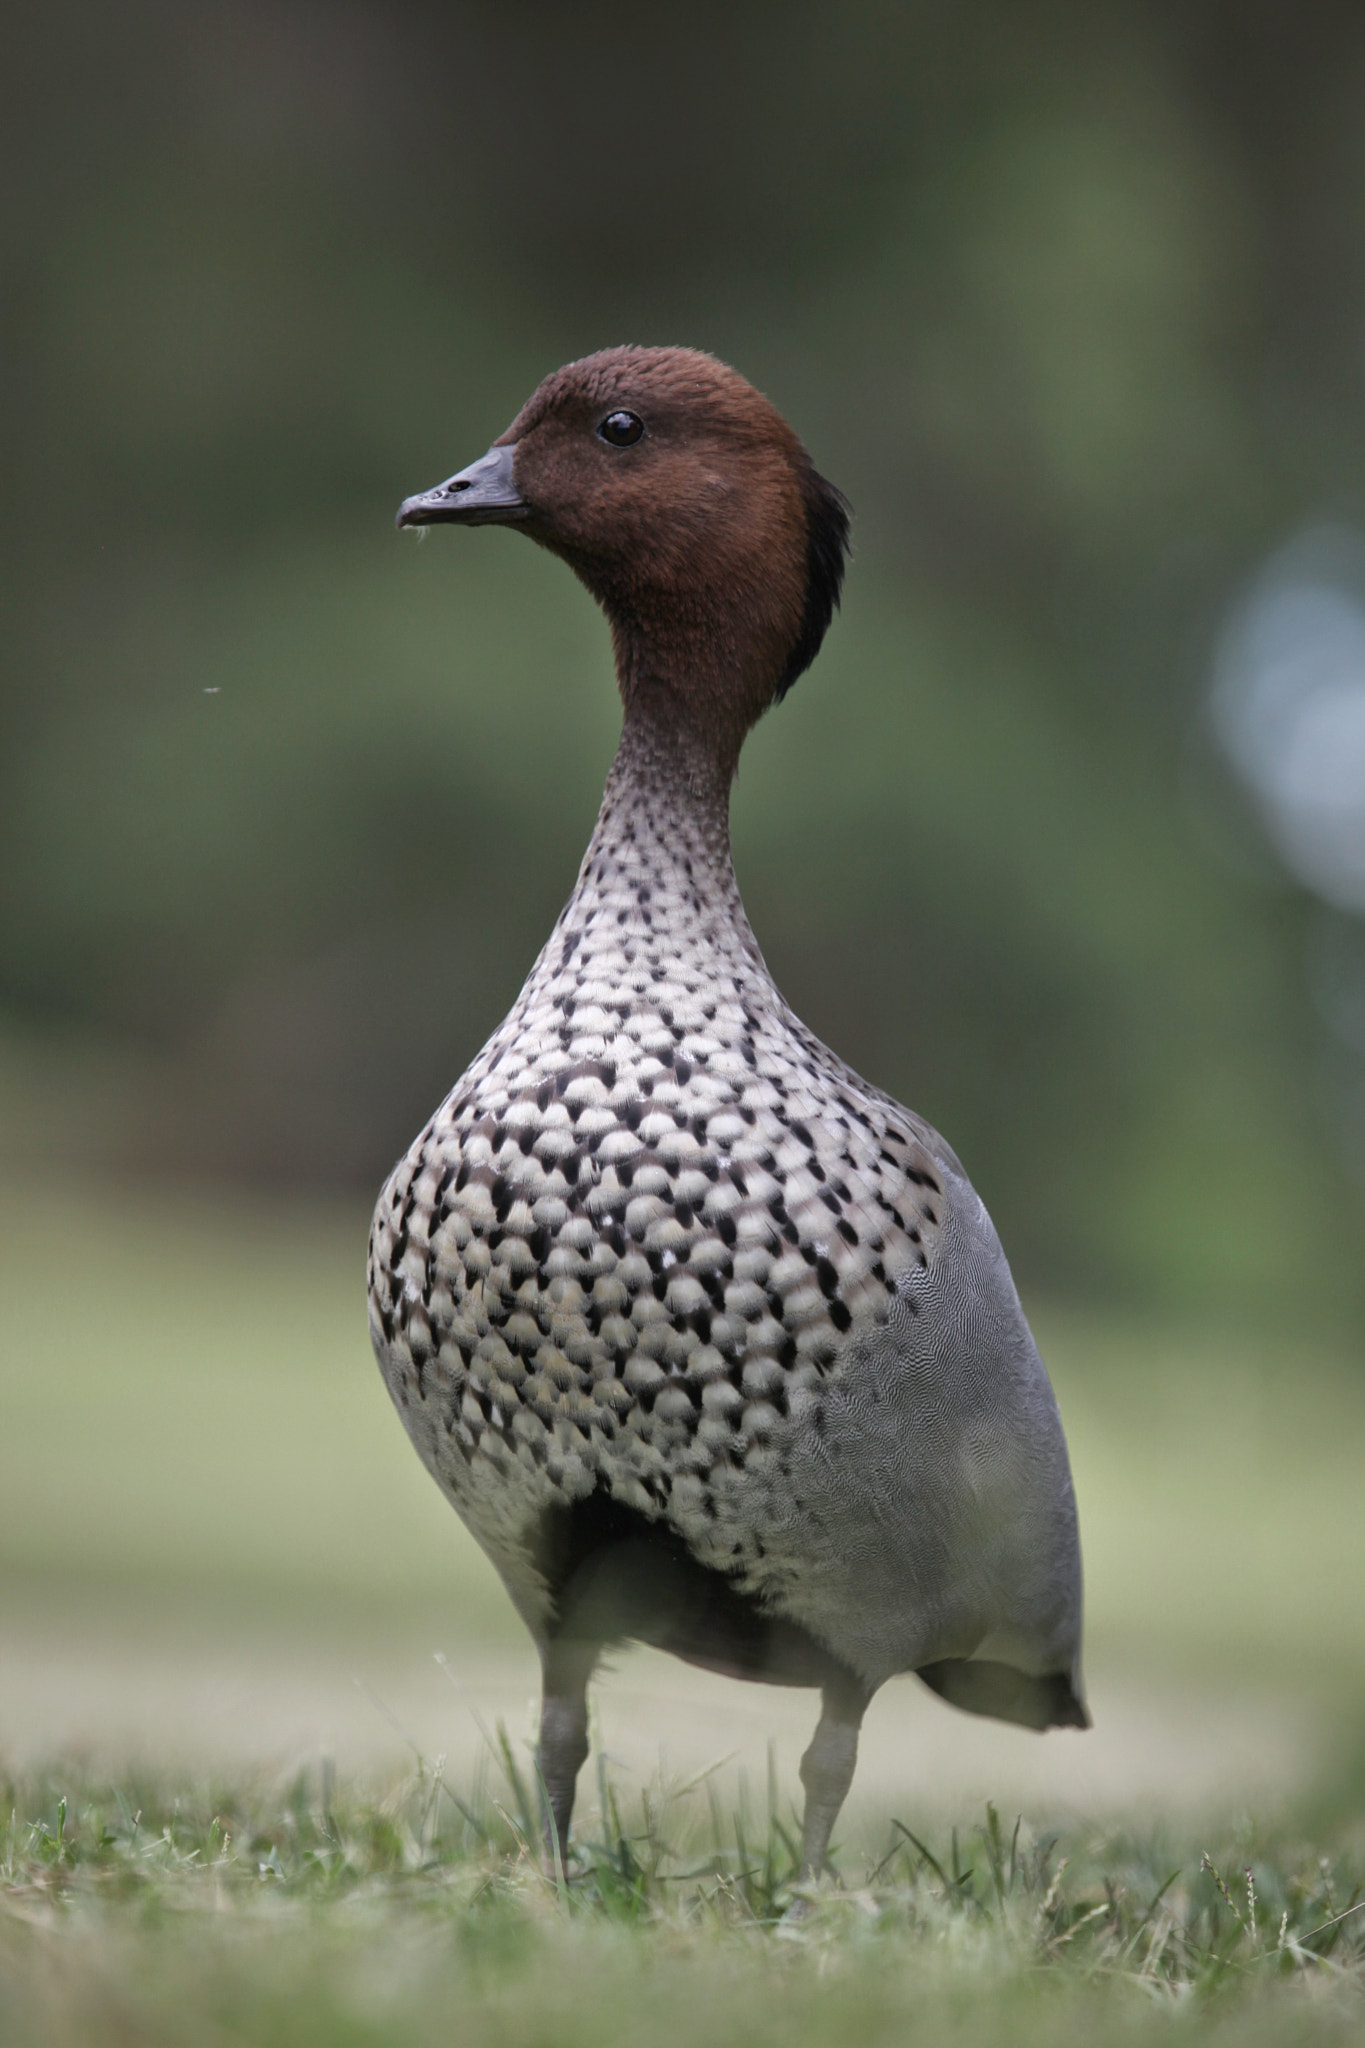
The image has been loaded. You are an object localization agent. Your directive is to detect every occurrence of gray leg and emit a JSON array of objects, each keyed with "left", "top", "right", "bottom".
[
  {"left": 797, "top": 1676, "right": 870, "bottom": 1881},
  {"left": 537, "top": 1637, "right": 597, "bottom": 1871}
]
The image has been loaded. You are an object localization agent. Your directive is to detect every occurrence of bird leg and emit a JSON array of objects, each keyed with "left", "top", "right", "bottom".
[
  {"left": 797, "top": 1673, "right": 871, "bottom": 1882},
  {"left": 537, "top": 1635, "right": 597, "bottom": 1874}
]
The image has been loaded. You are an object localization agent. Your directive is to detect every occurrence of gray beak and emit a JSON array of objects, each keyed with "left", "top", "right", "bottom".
[{"left": 395, "top": 444, "right": 529, "bottom": 529}]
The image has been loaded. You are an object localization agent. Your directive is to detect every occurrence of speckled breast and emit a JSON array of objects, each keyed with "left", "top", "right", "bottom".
[{"left": 366, "top": 940, "right": 947, "bottom": 1630}]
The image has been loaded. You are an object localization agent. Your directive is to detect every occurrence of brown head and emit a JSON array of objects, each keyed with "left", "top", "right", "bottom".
[{"left": 397, "top": 346, "right": 850, "bottom": 777}]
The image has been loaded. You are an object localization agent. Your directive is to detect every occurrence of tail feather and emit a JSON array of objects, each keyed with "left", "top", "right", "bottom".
[{"left": 916, "top": 1657, "right": 1090, "bottom": 1731}]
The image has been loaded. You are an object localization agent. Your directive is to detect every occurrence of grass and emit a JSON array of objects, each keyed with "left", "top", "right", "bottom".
[
  {"left": 3, "top": 1746, "right": 1365, "bottom": 2047},
  {"left": 2, "top": 1172, "right": 1364, "bottom": 2042}
]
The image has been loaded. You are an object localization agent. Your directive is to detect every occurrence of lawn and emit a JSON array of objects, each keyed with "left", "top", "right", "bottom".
[
  {"left": 1, "top": 1175, "right": 1363, "bottom": 2043},
  {"left": 4, "top": 1752, "right": 1364, "bottom": 2047}
]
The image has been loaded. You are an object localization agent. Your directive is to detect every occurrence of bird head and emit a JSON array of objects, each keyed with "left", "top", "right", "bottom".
[{"left": 397, "top": 346, "right": 850, "bottom": 771}]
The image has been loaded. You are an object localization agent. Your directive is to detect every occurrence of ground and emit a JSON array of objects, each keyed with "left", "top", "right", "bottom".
[{"left": 1, "top": 1178, "right": 1363, "bottom": 2043}]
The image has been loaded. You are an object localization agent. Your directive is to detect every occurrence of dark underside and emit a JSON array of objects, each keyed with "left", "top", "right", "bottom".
[{"left": 534, "top": 1489, "right": 1089, "bottom": 1731}]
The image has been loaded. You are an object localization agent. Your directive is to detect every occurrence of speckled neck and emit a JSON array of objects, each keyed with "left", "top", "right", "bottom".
[{"left": 547, "top": 706, "right": 766, "bottom": 981}]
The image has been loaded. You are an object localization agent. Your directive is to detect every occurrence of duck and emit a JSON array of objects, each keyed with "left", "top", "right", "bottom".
[{"left": 368, "top": 346, "right": 1087, "bottom": 1880}]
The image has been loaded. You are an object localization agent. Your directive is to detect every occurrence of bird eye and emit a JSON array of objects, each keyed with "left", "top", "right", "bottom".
[{"left": 598, "top": 410, "right": 645, "bottom": 448}]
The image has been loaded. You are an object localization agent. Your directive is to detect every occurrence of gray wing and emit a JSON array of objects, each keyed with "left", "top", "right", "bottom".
[{"left": 753, "top": 1155, "right": 1088, "bottom": 1726}]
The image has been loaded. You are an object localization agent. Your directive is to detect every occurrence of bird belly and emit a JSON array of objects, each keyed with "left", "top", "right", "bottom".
[{"left": 365, "top": 1023, "right": 1082, "bottom": 1713}]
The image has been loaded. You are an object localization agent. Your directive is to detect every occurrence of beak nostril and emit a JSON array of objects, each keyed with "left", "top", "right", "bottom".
[{"left": 398, "top": 445, "right": 524, "bottom": 528}]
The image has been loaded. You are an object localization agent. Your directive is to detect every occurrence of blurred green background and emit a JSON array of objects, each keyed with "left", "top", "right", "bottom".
[
  {"left": 3, "top": 0, "right": 1365, "bottom": 1800},
  {"left": 5, "top": 0, "right": 1365, "bottom": 1321}
]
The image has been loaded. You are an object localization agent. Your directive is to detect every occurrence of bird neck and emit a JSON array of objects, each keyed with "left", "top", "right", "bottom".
[
  {"left": 554, "top": 702, "right": 764, "bottom": 974},
  {"left": 606, "top": 590, "right": 788, "bottom": 783}
]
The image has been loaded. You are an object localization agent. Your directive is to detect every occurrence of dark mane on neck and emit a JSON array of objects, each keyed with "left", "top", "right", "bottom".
[{"left": 773, "top": 465, "right": 852, "bottom": 704}]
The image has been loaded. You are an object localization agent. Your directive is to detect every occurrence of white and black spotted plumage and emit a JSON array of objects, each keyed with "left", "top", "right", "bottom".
[{"left": 368, "top": 347, "right": 1086, "bottom": 1876}]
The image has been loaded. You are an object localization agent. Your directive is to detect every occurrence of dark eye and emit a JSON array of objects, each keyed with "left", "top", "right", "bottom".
[{"left": 598, "top": 410, "right": 645, "bottom": 448}]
